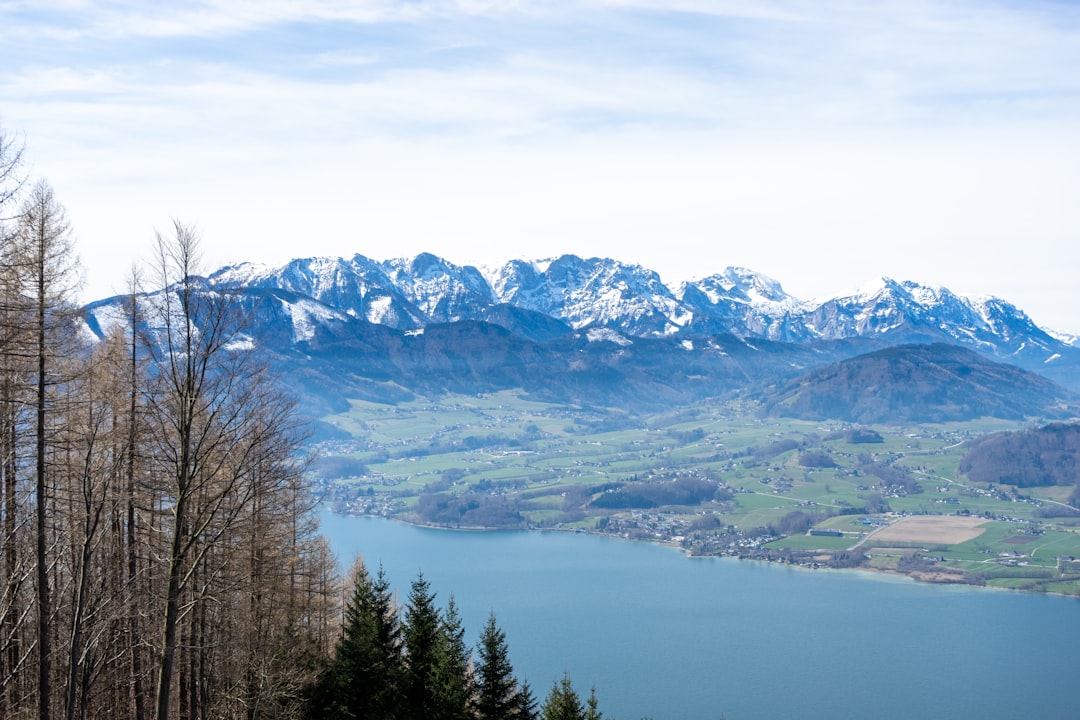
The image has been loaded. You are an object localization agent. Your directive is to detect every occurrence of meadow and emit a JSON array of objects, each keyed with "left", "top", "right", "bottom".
[{"left": 311, "top": 390, "right": 1080, "bottom": 594}]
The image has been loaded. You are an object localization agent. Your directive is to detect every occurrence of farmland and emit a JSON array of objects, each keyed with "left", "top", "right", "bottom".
[{"left": 311, "top": 390, "right": 1080, "bottom": 594}]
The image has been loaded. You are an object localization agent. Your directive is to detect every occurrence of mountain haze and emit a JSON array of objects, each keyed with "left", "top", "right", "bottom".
[{"left": 82, "top": 251, "right": 1080, "bottom": 420}]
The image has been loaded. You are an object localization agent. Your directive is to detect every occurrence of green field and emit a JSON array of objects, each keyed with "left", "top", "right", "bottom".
[{"left": 312, "top": 390, "right": 1080, "bottom": 595}]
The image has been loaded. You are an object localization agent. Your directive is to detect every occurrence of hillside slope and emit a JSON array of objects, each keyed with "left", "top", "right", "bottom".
[{"left": 762, "top": 343, "right": 1077, "bottom": 424}]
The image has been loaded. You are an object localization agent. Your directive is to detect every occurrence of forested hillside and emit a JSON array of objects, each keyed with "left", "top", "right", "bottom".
[
  {"left": 762, "top": 343, "right": 1075, "bottom": 424},
  {"left": 960, "top": 422, "right": 1080, "bottom": 491}
]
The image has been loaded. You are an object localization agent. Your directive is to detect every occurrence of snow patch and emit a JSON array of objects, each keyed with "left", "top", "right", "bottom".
[
  {"left": 531, "top": 258, "right": 554, "bottom": 275},
  {"left": 842, "top": 277, "right": 892, "bottom": 303},
  {"left": 282, "top": 298, "right": 340, "bottom": 342},
  {"left": 84, "top": 304, "right": 131, "bottom": 339},
  {"left": 681, "top": 339, "right": 694, "bottom": 351},
  {"left": 366, "top": 295, "right": 394, "bottom": 324},
  {"left": 78, "top": 322, "right": 102, "bottom": 345},
  {"left": 1048, "top": 329, "right": 1079, "bottom": 347},
  {"left": 1045, "top": 353, "right": 1061, "bottom": 364},
  {"left": 586, "top": 328, "right": 632, "bottom": 346},
  {"left": 225, "top": 336, "right": 255, "bottom": 352}
]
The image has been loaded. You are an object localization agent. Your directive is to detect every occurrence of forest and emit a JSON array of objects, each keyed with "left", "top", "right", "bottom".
[
  {"left": 959, "top": 423, "right": 1080, "bottom": 491},
  {"left": 0, "top": 126, "right": 611, "bottom": 719}
]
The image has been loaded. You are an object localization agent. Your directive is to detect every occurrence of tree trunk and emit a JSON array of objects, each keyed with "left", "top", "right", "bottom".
[
  {"left": 35, "top": 195, "right": 52, "bottom": 720},
  {"left": 154, "top": 489, "right": 187, "bottom": 720},
  {"left": 127, "top": 284, "right": 147, "bottom": 720}
]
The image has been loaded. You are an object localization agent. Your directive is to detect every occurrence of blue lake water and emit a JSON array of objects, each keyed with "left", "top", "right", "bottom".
[{"left": 320, "top": 510, "right": 1080, "bottom": 720}]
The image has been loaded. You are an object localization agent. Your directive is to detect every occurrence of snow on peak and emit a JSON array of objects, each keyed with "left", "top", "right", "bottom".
[
  {"left": 682, "top": 267, "right": 794, "bottom": 308},
  {"left": 1048, "top": 329, "right": 1079, "bottom": 347},
  {"left": 211, "top": 260, "right": 272, "bottom": 285},
  {"left": 531, "top": 258, "right": 554, "bottom": 275},
  {"left": 174, "top": 252, "right": 1077, "bottom": 359},
  {"left": 900, "top": 280, "right": 950, "bottom": 306},
  {"left": 719, "top": 266, "right": 789, "bottom": 302},
  {"left": 841, "top": 277, "right": 897, "bottom": 302}
]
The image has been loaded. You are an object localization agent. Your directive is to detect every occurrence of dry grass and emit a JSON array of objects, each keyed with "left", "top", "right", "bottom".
[{"left": 872, "top": 515, "right": 988, "bottom": 545}]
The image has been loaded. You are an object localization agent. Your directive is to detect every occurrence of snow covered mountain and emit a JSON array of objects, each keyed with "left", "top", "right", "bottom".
[
  {"left": 802, "top": 278, "right": 1063, "bottom": 363},
  {"left": 205, "top": 252, "right": 1069, "bottom": 367},
  {"left": 210, "top": 254, "right": 428, "bottom": 329},
  {"left": 80, "top": 250, "right": 1080, "bottom": 407},
  {"left": 676, "top": 267, "right": 809, "bottom": 340},
  {"left": 78, "top": 250, "right": 1080, "bottom": 416},
  {"left": 481, "top": 256, "right": 691, "bottom": 336}
]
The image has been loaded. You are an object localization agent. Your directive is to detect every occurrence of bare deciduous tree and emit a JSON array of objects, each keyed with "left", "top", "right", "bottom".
[
  {"left": 0, "top": 129, "right": 340, "bottom": 720},
  {"left": 15, "top": 180, "right": 81, "bottom": 720},
  {"left": 144, "top": 222, "right": 325, "bottom": 720}
]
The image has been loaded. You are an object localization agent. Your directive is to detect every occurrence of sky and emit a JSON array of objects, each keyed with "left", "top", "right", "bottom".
[{"left": 2, "top": 0, "right": 1079, "bottom": 332}]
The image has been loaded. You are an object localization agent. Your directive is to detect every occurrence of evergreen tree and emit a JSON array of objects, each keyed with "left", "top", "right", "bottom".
[
  {"left": 312, "top": 561, "right": 403, "bottom": 719},
  {"left": 433, "top": 595, "right": 473, "bottom": 720},
  {"left": 403, "top": 572, "right": 442, "bottom": 719},
  {"left": 584, "top": 687, "right": 602, "bottom": 720},
  {"left": 540, "top": 674, "right": 584, "bottom": 720},
  {"left": 475, "top": 612, "right": 519, "bottom": 720},
  {"left": 516, "top": 679, "right": 540, "bottom": 720}
]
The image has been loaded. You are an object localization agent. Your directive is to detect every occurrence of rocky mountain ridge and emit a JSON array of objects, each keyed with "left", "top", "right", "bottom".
[
  {"left": 207, "top": 252, "right": 1072, "bottom": 369},
  {"left": 80, "top": 251, "right": 1080, "bottom": 417}
]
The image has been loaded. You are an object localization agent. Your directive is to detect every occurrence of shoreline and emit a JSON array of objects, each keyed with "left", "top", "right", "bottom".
[{"left": 324, "top": 507, "right": 1080, "bottom": 599}]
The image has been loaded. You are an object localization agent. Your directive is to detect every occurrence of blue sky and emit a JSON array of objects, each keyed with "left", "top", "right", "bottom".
[{"left": 3, "top": 0, "right": 1079, "bottom": 332}]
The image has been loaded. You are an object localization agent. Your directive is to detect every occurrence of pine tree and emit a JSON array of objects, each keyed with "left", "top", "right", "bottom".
[
  {"left": 433, "top": 595, "right": 473, "bottom": 720},
  {"left": 540, "top": 674, "right": 584, "bottom": 720},
  {"left": 313, "top": 561, "right": 403, "bottom": 719},
  {"left": 516, "top": 679, "right": 540, "bottom": 720},
  {"left": 584, "top": 687, "right": 602, "bottom": 720},
  {"left": 475, "top": 612, "right": 519, "bottom": 720},
  {"left": 403, "top": 572, "right": 441, "bottom": 719}
]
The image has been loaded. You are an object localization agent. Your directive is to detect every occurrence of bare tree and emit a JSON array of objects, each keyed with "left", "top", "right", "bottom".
[
  {"left": 57, "top": 338, "right": 128, "bottom": 720},
  {"left": 13, "top": 180, "right": 81, "bottom": 720},
  {"left": 0, "top": 131, "right": 338, "bottom": 719},
  {"left": 0, "top": 121, "right": 25, "bottom": 219},
  {"left": 144, "top": 221, "right": 315, "bottom": 720},
  {"left": 123, "top": 270, "right": 151, "bottom": 720},
  {"left": 0, "top": 217, "right": 30, "bottom": 720},
  {"left": 0, "top": 124, "right": 30, "bottom": 717}
]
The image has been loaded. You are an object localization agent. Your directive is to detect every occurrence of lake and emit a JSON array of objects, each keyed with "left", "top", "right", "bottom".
[{"left": 320, "top": 510, "right": 1080, "bottom": 720}]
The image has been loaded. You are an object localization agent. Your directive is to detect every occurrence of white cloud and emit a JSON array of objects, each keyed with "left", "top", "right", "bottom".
[
  {"left": 3, "top": 0, "right": 557, "bottom": 41},
  {"left": 3, "top": 0, "right": 1080, "bottom": 331}
]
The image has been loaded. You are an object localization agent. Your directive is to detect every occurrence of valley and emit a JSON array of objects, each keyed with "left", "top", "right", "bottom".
[
  {"left": 79, "top": 248, "right": 1080, "bottom": 596},
  {"left": 312, "top": 390, "right": 1080, "bottom": 595}
]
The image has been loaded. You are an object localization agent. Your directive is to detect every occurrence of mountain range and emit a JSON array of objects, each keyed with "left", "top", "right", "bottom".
[
  {"left": 82, "top": 252, "right": 1080, "bottom": 420},
  {"left": 208, "top": 253, "right": 1070, "bottom": 357}
]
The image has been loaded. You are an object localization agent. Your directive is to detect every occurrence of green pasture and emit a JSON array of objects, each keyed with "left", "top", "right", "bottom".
[{"left": 312, "top": 390, "right": 1080, "bottom": 593}]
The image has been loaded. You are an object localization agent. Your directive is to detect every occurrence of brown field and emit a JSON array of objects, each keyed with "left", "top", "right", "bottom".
[{"left": 871, "top": 515, "right": 988, "bottom": 545}]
